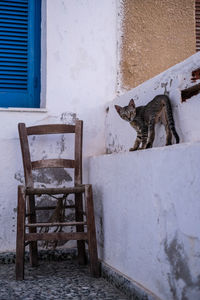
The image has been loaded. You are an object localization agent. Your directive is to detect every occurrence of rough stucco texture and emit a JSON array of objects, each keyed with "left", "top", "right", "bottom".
[{"left": 120, "top": 0, "right": 196, "bottom": 90}]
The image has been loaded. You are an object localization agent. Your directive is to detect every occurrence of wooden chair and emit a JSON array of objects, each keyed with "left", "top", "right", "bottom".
[{"left": 16, "top": 121, "right": 99, "bottom": 280}]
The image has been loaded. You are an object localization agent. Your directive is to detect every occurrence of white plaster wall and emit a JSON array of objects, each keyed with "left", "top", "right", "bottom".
[
  {"left": 89, "top": 142, "right": 200, "bottom": 300},
  {"left": 46, "top": 0, "right": 117, "bottom": 156},
  {"left": 0, "top": 0, "right": 117, "bottom": 252},
  {"left": 106, "top": 52, "right": 200, "bottom": 153}
]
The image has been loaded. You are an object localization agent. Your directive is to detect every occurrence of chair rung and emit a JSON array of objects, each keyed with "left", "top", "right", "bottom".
[
  {"left": 25, "top": 221, "right": 87, "bottom": 227},
  {"left": 25, "top": 232, "right": 88, "bottom": 241},
  {"left": 35, "top": 205, "right": 75, "bottom": 211}
]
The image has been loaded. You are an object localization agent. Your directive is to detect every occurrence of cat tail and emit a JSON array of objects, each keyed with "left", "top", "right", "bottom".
[{"left": 164, "top": 96, "right": 180, "bottom": 144}]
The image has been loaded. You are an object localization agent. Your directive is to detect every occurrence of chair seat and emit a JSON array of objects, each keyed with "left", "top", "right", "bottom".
[{"left": 26, "top": 185, "right": 86, "bottom": 195}]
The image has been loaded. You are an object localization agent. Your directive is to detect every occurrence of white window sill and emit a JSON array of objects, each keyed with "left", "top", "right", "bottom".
[{"left": 0, "top": 107, "right": 47, "bottom": 113}]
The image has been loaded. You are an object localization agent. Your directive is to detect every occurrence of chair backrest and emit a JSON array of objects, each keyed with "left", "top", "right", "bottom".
[{"left": 18, "top": 121, "right": 83, "bottom": 188}]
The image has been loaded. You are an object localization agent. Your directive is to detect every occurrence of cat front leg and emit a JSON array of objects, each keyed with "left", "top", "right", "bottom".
[
  {"left": 129, "top": 136, "right": 141, "bottom": 151},
  {"left": 141, "top": 136, "right": 148, "bottom": 149},
  {"left": 140, "top": 126, "right": 148, "bottom": 149}
]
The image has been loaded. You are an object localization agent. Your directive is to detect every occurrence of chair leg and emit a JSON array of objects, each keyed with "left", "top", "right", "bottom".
[
  {"left": 85, "top": 185, "right": 100, "bottom": 277},
  {"left": 29, "top": 242, "right": 38, "bottom": 267},
  {"left": 75, "top": 193, "right": 87, "bottom": 264},
  {"left": 28, "top": 195, "right": 38, "bottom": 266},
  {"left": 16, "top": 186, "right": 26, "bottom": 280}
]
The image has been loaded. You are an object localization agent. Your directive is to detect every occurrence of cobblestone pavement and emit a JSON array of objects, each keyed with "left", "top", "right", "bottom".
[{"left": 0, "top": 260, "right": 129, "bottom": 300}]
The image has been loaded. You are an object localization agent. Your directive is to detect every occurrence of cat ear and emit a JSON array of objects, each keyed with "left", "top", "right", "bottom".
[
  {"left": 115, "top": 105, "right": 121, "bottom": 114},
  {"left": 129, "top": 99, "right": 135, "bottom": 108}
]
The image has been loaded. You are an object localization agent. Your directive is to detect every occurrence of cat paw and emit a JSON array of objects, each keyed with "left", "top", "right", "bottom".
[
  {"left": 146, "top": 143, "right": 152, "bottom": 149},
  {"left": 129, "top": 148, "right": 137, "bottom": 151}
]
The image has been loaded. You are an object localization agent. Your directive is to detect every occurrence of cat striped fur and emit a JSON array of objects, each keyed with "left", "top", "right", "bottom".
[{"left": 115, "top": 95, "right": 179, "bottom": 151}]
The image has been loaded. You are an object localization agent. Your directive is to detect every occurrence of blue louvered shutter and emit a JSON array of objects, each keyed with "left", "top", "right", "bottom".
[{"left": 0, "top": 0, "right": 41, "bottom": 108}]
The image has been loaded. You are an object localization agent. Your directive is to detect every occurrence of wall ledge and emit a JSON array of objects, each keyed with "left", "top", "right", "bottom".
[{"left": 92, "top": 141, "right": 200, "bottom": 159}]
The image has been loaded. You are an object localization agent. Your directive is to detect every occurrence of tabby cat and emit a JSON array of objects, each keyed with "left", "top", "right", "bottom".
[{"left": 115, "top": 94, "right": 179, "bottom": 151}]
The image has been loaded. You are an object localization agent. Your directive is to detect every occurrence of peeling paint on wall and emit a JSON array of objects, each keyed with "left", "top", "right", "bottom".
[
  {"left": 106, "top": 132, "right": 126, "bottom": 154},
  {"left": 164, "top": 234, "right": 200, "bottom": 300},
  {"left": 14, "top": 171, "right": 24, "bottom": 184},
  {"left": 33, "top": 168, "right": 72, "bottom": 186},
  {"left": 93, "top": 187, "right": 104, "bottom": 252},
  {"left": 181, "top": 83, "right": 200, "bottom": 102},
  {"left": 60, "top": 112, "right": 77, "bottom": 125}
]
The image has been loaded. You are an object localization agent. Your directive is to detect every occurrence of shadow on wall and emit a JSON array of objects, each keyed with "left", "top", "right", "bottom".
[{"left": 93, "top": 186, "right": 105, "bottom": 258}]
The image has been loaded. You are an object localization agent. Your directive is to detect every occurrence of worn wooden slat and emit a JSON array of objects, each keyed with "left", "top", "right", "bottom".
[
  {"left": 26, "top": 221, "right": 87, "bottom": 227},
  {"left": 25, "top": 232, "right": 88, "bottom": 241},
  {"left": 27, "top": 124, "right": 75, "bottom": 135},
  {"left": 181, "top": 83, "right": 200, "bottom": 101},
  {"left": 18, "top": 123, "right": 33, "bottom": 187},
  {"left": 75, "top": 120, "right": 83, "bottom": 185},
  {"left": 85, "top": 184, "right": 100, "bottom": 277},
  {"left": 31, "top": 159, "right": 75, "bottom": 169},
  {"left": 26, "top": 186, "right": 85, "bottom": 195},
  {"left": 16, "top": 186, "right": 26, "bottom": 280}
]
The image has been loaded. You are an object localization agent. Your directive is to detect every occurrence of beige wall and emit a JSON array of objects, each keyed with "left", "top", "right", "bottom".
[{"left": 120, "top": 0, "right": 196, "bottom": 90}]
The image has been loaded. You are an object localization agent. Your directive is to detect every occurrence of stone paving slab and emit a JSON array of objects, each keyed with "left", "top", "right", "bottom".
[{"left": 0, "top": 260, "right": 130, "bottom": 300}]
